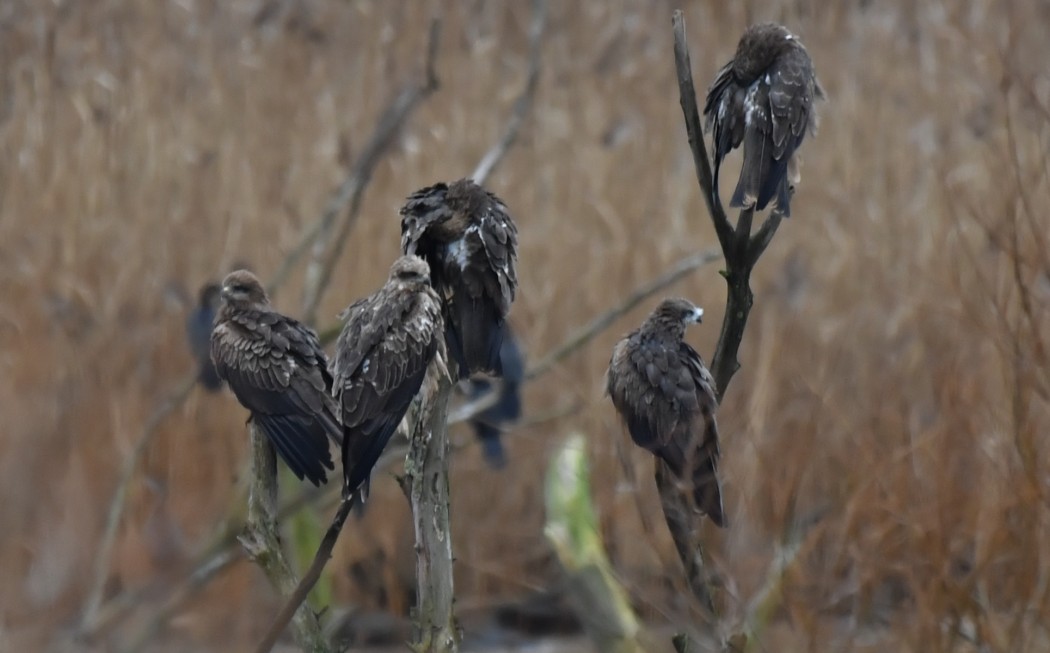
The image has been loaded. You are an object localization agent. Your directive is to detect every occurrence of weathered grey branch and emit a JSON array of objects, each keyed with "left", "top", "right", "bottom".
[
  {"left": 470, "top": 0, "right": 546, "bottom": 186},
  {"left": 526, "top": 249, "right": 720, "bottom": 381},
  {"left": 404, "top": 351, "right": 459, "bottom": 653},
  {"left": 300, "top": 18, "right": 442, "bottom": 325},
  {"left": 239, "top": 422, "right": 330, "bottom": 652}
]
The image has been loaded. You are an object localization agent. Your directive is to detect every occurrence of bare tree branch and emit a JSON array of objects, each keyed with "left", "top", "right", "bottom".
[
  {"left": 526, "top": 249, "right": 720, "bottom": 381},
  {"left": 254, "top": 493, "right": 359, "bottom": 653},
  {"left": 77, "top": 372, "right": 197, "bottom": 637},
  {"left": 470, "top": 0, "right": 547, "bottom": 186},
  {"left": 300, "top": 18, "right": 442, "bottom": 326},
  {"left": 671, "top": 12, "right": 733, "bottom": 254},
  {"left": 404, "top": 352, "right": 459, "bottom": 653}
]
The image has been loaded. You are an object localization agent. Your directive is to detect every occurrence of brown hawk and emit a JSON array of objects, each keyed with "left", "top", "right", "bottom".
[
  {"left": 399, "top": 179, "right": 518, "bottom": 379},
  {"left": 607, "top": 298, "right": 725, "bottom": 526},
  {"left": 704, "top": 23, "right": 824, "bottom": 217},
  {"left": 211, "top": 270, "right": 342, "bottom": 486}
]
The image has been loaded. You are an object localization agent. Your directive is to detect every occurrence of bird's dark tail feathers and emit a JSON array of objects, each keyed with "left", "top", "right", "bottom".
[
  {"left": 660, "top": 424, "right": 725, "bottom": 528},
  {"left": 690, "top": 449, "right": 726, "bottom": 528},
  {"left": 341, "top": 414, "right": 403, "bottom": 500},
  {"left": 447, "top": 299, "right": 505, "bottom": 380},
  {"left": 253, "top": 413, "right": 335, "bottom": 487},
  {"left": 731, "top": 129, "right": 798, "bottom": 217}
]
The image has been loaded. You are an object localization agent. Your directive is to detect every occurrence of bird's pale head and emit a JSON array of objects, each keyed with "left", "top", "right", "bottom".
[
  {"left": 220, "top": 270, "right": 268, "bottom": 307},
  {"left": 389, "top": 255, "right": 431, "bottom": 285},
  {"left": 647, "top": 297, "right": 704, "bottom": 338},
  {"left": 734, "top": 23, "right": 797, "bottom": 78}
]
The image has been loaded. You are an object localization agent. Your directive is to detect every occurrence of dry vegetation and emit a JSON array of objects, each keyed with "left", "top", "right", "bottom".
[{"left": 2, "top": 0, "right": 1049, "bottom": 651}]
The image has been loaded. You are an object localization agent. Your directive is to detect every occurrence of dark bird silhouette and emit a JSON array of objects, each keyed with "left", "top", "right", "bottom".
[
  {"left": 332, "top": 255, "right": 443, "bottom": 498},
  {"left": 186, "top": 283, "right": 223, "bottom": 391},
  {"left": 400, "top": 178, "right": 518, "bottom": 379},
  {"left": 703, "top": 23, "right": 824, "bottom": 217},
  {"left": 466, "top": 324, "right": 525, "bottom": 468},
  {"left": 606, "top": 298, "right": 725, "bottom": 527},
  {"left": 211, "top": 270, "right": 341, "bottom": 486}
]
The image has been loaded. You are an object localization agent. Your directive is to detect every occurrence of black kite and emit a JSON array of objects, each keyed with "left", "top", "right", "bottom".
[
  {"left": 704, "top": 23, "right": 824, "bottom": 217},
  {"left": 211, "top": 270, "right": 341, "bottom": 486},
  {"left": 400, "top": 179, "right": 518, "bottom": 379},
  {"left": 332, "top": 255, "right": 443, "bottom": 498},
  {"left": 607, "top": 298, "right": 725, "bottom": 527}
]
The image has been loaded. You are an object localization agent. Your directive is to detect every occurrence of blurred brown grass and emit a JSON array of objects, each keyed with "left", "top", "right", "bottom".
[{"left": 2, "top": 0, "right": 1049, "bottom": 650}]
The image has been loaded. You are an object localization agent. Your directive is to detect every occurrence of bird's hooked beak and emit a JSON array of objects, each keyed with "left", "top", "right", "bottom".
[{"left": 689, "top": 307, "right": 704, "bottom": 324}]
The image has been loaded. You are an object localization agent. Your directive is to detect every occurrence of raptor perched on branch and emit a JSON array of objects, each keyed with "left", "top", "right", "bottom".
[
  {"left": 332, "top": 255, "right": 443, "bottom": 499},
  {"left": 704, "top": 23, "right": 824, "bottom": 217},
  {"left": 400, "top": 178, "right": 518, "bottom": 379},
  {"left": 607, "top": 298, "right": 725, "bottom": 527},
  {"left": 211, "top": 270, "right": 342, "bottom": 486}
]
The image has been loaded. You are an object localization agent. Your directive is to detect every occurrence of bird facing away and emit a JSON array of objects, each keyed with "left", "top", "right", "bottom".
[
  {"left": 606, "top": 298, "right": 725, "bottom": 527},
  {"left": 211, "top": 270, "right": 342, "bottom": 486},
  {"left": 703, "top": 23, "right": 824, "bottom": 217},
  {"left": 466, "top": 323, "right": 525, "bottom": 468},
  {"left": 186, "top": 282, "right": 223, "bottom": 391},
  {"left": 332, "top": 255, "right": 443, "bottom": 498},
  {"left": 400, "top": 178, "right": 518, "bottom": 379}
]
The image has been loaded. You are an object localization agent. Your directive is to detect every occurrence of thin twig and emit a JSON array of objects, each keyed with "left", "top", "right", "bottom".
[
  {"left": 526, "top": 249, "right": 720, "bottom": 381},
  {"left": 746, "top": 211, "right": 784, "bottom": 266},
  {"left": 300, "top": 18, "right": 442, "bottom": 325},
  {"left": 470, "top": 0, "right": 547, "bottom": 187},
  {"left": 254, "top": 493, "right": 360, "bottom": 653},
  {"left": 77, "top": 372, "right": 197, "bottom": 636}
]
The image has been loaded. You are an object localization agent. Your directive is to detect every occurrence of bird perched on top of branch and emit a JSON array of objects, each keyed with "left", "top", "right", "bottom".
[
  {"left": 186, "top": 282, "right": 223, "bottom": 391},
  {"left": 606, "top": 298, "right": 725, "bottom": 527},
  {"left": 210, "top": 270, "right": 342, "bottom": 486},
  {"left": 332, "top": 255, "right": 443, "bottom": 499},
  {"left": 400, "top": 178, "right": 518, "bottom": 380},
  {"left": 704, "top": 23, "right": 824, "bottom": 217}
]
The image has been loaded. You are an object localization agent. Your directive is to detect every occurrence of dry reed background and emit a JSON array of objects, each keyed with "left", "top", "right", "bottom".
[{"left": 2, "top": 0, "right": 1049, "bottom": 650}]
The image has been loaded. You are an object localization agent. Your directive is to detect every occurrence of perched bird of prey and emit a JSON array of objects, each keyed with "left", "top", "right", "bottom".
[
  {"left": 211, "top": 270, "right": 342, "bottom": 486},
  {"left": 606, "top": 298, "right": 725, "bottom": 527},
  {"left": 400, "top": 178, "right": 518, "bottom": 379},
  {"left": 186, "top": 282, "right": 223, "bottom": 391},
  {"left": 332, "top": 255, "right": 443, "bottom": 498},
  {"left": 465, "top": 324, "right": 525, "bottom": 468},
  {"left": 703, "top": 23, "right": 824, "bottom": 217}
]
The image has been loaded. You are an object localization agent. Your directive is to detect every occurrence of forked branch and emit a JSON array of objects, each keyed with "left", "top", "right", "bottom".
[{"left": 664, "top": 10, "right": 790, "bottom": 644}]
